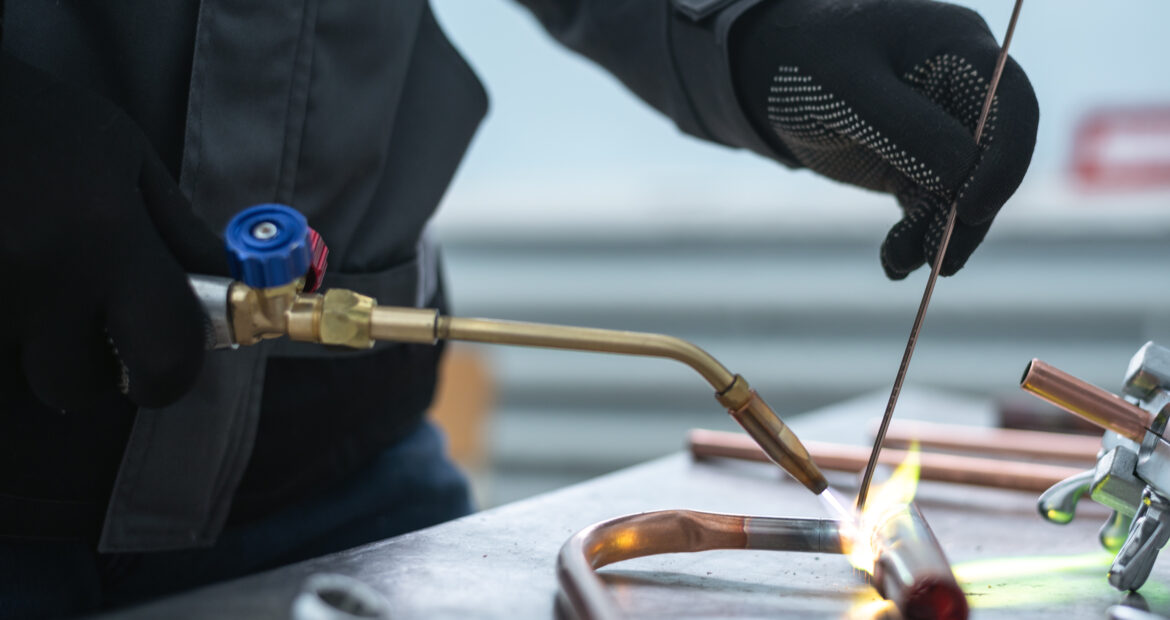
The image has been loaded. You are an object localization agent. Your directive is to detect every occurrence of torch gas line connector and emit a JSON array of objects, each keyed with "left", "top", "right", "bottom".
[{"left": 1022, "top": 342, "right": 1170, "bottom": 591}]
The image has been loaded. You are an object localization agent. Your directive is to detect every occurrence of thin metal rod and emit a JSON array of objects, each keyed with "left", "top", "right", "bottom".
[
  {"left": 857, "top": 0, "right": 1025, "bottom": 510},
  {"left": 975, "top": 0, "right": 1025, "bottom": 143}
]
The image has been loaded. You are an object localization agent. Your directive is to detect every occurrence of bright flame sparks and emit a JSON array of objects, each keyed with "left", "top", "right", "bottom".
[{"left": 829, "top": 442, "right": 922, "bottom": 574}]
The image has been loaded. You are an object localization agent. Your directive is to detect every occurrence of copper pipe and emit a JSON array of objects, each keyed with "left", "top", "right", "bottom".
[
  {"left": 872, "top": 504, "right": 968, "bottom": 620},
  {"left": 556, "top": 507, "right": 965, "bottom": 620},
  {"left": 880, "top": 420, "right": 1100, "bottom": 464},
  {"left": 689, "top": 429, "right": 1083, "bottom": 493},
  {"left": 1021, "top": 360, "right": 1151, "bottom": 443},
  {"left": 557, "top": 510, "right": 840, "bottom": 620}
]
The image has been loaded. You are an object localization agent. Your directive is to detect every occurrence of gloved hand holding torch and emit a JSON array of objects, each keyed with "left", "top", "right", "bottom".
[{"left": 0, "top": 52, "right": 225, "bottom": 410}]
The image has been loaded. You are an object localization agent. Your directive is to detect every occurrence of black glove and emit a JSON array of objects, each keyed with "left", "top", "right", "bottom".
[
  {"left": 0, "top": 53, "right": 226, "bottom": 410},
  {"left": 731, "top": 0, "right": 1039, "bottom": 279}
]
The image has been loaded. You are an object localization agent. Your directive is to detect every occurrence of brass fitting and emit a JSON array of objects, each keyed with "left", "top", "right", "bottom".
[
  {"left": 726, "top": 382, "right": 829, "bottom": 494},
  {"left": 317, "top": 289, "right": 375, "bottom": 349},
  {"left": 715, "top": 375, "right": 752, "bottom": 411},
  {"left": 714, "top": 375, "right": 827, "bottom": 494},
  {"left": 229, "top": 282, "right": 300, "bottom": 346},
  {"left": 286, "top": 294, "right": 323, "bottom": 343},
  {"left": 228, "top": 282, "right": 376, "bottom": 349}
]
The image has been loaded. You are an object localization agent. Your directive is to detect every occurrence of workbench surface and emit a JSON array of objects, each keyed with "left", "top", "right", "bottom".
[{"left": 107, "top": 390, "right": 1170, "bottom": 619}]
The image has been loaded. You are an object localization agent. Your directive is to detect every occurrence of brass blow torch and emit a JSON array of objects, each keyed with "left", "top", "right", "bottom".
[{"left": 197, "top": 204, "right": 829, "bottom": 495}]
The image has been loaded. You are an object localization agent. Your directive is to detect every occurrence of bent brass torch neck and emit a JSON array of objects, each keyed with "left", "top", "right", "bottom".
[
  {"left": 372, "top": 307, "right": 828, "bottom": 494},
  {"left": 201, "top": 276, "right": 828, "bottom": 494}
]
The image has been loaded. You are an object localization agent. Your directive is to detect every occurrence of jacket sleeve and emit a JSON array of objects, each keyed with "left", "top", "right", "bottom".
[{"left": 513, "top": 0, "right": 799, "bottom": 167}]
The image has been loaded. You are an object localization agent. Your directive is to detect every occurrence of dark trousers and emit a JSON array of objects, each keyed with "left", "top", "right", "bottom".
[{"left": 0, "top": 422, "right": 472, "bottom": 619}]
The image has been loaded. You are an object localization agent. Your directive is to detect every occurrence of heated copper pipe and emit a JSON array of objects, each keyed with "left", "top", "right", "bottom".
[
  {"left": 880, "top": 420, "right": 1100, "bottom": 465},
  {"left": 1020, "top": 360, "right": 1151, "bottom": 443},
  {"left": 556, "top": 510, "right": 840, "bottom": 620},
  {"left": 872, "top": 504, "right": 968, "bottom": 620},
  {"left": 689, "top": 429, "right": 1083, "bottom": 493},
  {"left": 556, "top": 507, "right": 966, "bottom": 620}
]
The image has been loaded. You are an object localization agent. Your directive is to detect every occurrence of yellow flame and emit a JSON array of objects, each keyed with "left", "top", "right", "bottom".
[{"left": 841, "top": 441, "right": 921, "bottom": 574}]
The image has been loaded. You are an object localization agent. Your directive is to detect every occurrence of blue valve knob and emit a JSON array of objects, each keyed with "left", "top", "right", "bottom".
[{"left": 225, "top": 204, "right": 311, "bottom": 289}]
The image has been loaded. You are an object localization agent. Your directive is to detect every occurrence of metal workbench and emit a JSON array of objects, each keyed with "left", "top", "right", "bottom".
[{"left": 107, "top": 390, "right": 1170, "bottom": 619}]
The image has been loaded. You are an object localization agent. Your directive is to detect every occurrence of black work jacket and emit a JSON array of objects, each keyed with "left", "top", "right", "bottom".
[{"left": 0, "top": 0, "right": 788, "bottom": 550}]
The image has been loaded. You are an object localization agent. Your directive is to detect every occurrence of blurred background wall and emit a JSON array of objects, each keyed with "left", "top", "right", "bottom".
[{"left": 426, "top": 0, "right": 1170, "bottom": 507}]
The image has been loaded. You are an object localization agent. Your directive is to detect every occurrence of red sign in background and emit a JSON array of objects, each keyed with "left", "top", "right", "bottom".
[{"left": 1071, "top": 106, "right": 1170, "bottom": 190}]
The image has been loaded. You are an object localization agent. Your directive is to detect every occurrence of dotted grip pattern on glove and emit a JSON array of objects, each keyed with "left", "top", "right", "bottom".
[
  {"left": 768, "top": 55, "right": 996, "bottom": 277},
  {"left": 732, "top": 0, "right": 1039, "bottom": 279}
]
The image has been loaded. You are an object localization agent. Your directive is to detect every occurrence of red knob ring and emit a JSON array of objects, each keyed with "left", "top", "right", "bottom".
[{"left": 303, "top": 228, "right": 329, "bottom": 293}]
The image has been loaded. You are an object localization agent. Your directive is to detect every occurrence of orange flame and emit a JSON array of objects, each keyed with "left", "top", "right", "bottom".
[{"left": 839, "top": 441, "right": 921, "bottom": 574}]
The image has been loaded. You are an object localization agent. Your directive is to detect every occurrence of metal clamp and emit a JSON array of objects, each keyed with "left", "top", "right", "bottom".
[{"left": 1025, "top": 341, "right": 1170, "bottom": 591}]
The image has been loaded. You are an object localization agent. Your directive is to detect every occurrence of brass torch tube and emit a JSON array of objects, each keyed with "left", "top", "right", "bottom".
[
  {"left": 728, "top": 392, "right": 829, "bottom": 493},
  {"left": 366, "top": 308, "right": 829, "bottom": 494},
  {"left": 1021, "top": 360, "right": 1151, "bottom": 443},
  {"left": 370, "top": 309, "right": 737, "bottom": 386},
  {"left": 435, "top": 316, "right": 736, "bottom": 390}
]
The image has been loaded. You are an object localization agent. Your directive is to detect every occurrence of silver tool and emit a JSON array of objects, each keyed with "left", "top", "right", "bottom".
[{"left": 1024, "top": 342, "right": 1170, "bottom": 591}]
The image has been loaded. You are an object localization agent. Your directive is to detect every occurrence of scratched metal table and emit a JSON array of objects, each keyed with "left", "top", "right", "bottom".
[{"left": 106, "top": 389, "right": 1170, "bottom": 619}]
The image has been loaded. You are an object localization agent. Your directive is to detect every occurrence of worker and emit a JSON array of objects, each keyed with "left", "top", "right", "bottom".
[{"left": 0, "top": 0, "right": 1037, "bottom": 617}]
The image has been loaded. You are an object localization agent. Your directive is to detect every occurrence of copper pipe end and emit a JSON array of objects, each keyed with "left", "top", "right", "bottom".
[
  {"left": 1020, "top": 360, "right": 1150, "bottom": 443},
  {"left": 897, "top": 576, "right": 968, "bottom": 620},
  {"left": 872, "top": 504, "right": 968, "bottom": 620}
]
